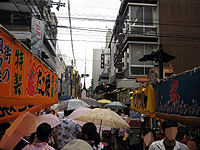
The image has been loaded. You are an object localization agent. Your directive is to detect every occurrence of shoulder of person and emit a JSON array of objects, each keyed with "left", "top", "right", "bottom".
[
  {"left": 149, "top": 139, "right": 164, "bottom": 150},
  {"left": 177, "top": 141, "right": 189, "bottom": 150}
]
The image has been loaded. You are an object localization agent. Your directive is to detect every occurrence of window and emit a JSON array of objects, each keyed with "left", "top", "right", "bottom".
[
  {"left": 130, "top": 5, "right": 158, "bottom": 35},
  {"left": 130, "top": 44, "right": 156, "bottom": 76}
]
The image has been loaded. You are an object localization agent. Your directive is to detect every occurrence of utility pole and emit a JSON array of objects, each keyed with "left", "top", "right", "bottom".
[
  {"left": 46, "top": 0, "right": 65, "bottom": 12},
  {"left": 70, "top": 60, "right": 73, "bottom": 96}
]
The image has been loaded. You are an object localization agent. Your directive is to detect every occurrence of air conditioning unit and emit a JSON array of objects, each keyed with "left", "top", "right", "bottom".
[{"left": 149, "top": 66, "right": 165, "bottom": 82}]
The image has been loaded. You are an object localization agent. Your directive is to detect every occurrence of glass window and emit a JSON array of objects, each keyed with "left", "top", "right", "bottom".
[
  {"left": 131, "top": 26, "right": 143, "bottom": 34},
  {"left": 145, "top": 27, "right": 157, "bottom": 36},
  {"left": 131, "top": 44, "right": 144, "bottom": 65},
  {"left": 131, "top": 67, "right": 144, "bottom": 75},
  {"left": 145, "top": 67, "right": 151, "bottom": 75},
  {"left": 130, "top": 5, "right": 158, "bottom": 36},
  {"left": 145, "top": 45, "right": 154, "bottom": 65},
  {"left": 131, "top": 6, "right": 143, "bottom": 25},
  {"left": 144, "top": 7, "right": 153, "bottom": 26}
]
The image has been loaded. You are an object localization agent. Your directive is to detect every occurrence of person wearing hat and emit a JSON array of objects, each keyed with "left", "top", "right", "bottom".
[{"left": 61, "top": 139, "right": 93, "bottom": 150}]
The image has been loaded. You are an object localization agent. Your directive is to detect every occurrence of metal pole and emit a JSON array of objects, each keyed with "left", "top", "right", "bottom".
[
  {"left": 71, "top": 60, "right": 73, "bottom": 96},
  {"left": 61, "top": 73, "right": 63, "bottom": 95},
  {"left": 159, "top": 44, "right": 163, "bottom": 79},
  {"left": 75, "top": 72, "right": 76, "bottom": 98}
]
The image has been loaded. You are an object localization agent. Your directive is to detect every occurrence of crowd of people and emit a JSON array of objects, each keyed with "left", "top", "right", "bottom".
[{"left": 0, "top": 105, "right": 200, "bottom": 150}]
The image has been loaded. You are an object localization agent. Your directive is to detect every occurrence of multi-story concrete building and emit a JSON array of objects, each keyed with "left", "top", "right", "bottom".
[
  {"left": 109, "top": 0, "right": 200, "bottom": 102},
  {"left": 92, "top": 30, "right": 112, "bottom": 92}
]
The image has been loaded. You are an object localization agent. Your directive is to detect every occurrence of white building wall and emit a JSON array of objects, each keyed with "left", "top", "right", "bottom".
[{"left": 92, "top": 48, "right": 104, "bottom": 90}]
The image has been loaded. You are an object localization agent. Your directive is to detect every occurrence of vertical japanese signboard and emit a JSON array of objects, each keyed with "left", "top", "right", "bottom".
[
  {"left": 0, "top": 24, "right": 58, "bottom": 107},
  {"left": 31, "top": 17, "right": 45, "bottom": 58},
  {"left": 101, "top": 54, "right": 104, "bottom": 68}
]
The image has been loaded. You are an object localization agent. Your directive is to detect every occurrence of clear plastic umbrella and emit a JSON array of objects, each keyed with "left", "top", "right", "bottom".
[
  {"left": 57, "top": 99, "right": 90, "bottom": 111},
  {"left": 104, "top": 101, "right": 128, "bottom": 110}
]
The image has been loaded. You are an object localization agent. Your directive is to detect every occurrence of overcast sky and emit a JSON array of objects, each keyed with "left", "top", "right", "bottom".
[{"left": 52, "top": 0, "right": 121, "bottom": 88}]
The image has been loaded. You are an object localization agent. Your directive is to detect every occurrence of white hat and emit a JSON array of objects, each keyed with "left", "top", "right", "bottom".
[{"left": 62, "top": 139, "right": 93, "bottom": 150}]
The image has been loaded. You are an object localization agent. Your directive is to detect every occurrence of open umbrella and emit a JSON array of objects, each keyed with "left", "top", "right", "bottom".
[
  {"left": 26, "top": 114, "right": 61, "bottom": 136},
  {"left": 50, "top": 103, "right": 59, "bottom": 110},
  {"left": 97, "top": 99, "right": 111, "bottom": 104},
  {"left": 58, "top": 95, "right": 74, "bottom": 101},
  {"left": 69, "top": 107, "right": 111, "bottom": 131},
  {"left": 57, "top": 99, "right": 90, "bottom": 111},
  {"left": 79, "top": 97, "right": 102, "bottom": 107},
  {"left": 74, "top": 108, "right": 129, "bottom": 132},
  {"left": 0, "top": 112, "right": 36, "bottom": 149},
  {"left": 104, "top": 101, "right": 128, "bottom": 110}
]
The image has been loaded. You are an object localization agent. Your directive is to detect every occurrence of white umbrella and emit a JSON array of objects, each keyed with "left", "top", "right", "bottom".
[
  {"left": 56, "top": 99, "right": 90, "bottom": 111},
  {"left": 104, "top": 101, "right": 128, "bottom": 110}
]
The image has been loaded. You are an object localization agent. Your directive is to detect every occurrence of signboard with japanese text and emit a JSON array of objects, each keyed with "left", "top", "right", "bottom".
[
  {"left": 153, "top": 68, "right": 200, "bottom": 122},
  {"left": 101, "top": 54, "right": 104, "bottom": 68},
  {"left": 0, "top": 24, "right": 58, "bottom": 107},
  {"left": 0, "top": 104, "right": 52, "bottom": 124},
  {"left": 31, "top": 17, "right": 45, "bottom": 58}
]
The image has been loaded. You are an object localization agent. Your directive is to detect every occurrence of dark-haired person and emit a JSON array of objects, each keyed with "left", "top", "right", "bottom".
[
  {"left": 81, "top": 122, "right": 110, "bottom": 150},
  {"left": 22, "top": 123, "right": 55, "bottom": 150},
  {"left": 118, "top": 107, "right": 131, "bottom": 150},
  {"left": 149, "top": 119, "right": 189, "bottom": 150},
  {"left": 137, "top": 129, "right": 156, "bottom": 150},
  {"left": 53, "top": 110, "right": 82, "bottom": 149}
]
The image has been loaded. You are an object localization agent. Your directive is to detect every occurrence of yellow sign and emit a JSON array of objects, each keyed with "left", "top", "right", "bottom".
[{"left": 131, "top": 84, "right": 155, "bottom": 116}]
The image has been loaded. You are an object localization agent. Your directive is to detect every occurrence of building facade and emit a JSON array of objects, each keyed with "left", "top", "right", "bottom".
[{"left": 109, "top": 0, "right": 200, "bottom": 102}]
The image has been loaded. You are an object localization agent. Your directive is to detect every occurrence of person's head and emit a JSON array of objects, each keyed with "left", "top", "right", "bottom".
[
  {"left": 117, "top": 110, "right": 123, "bottom": 116},
  {"left": 82, "top": 122, "right": 97, "bottom": 140},
  {"left": 45, "top": 107, "right": 50, "bottom": 114},
  {"left": 82, "top": 122, "right": 100, "bottom": 147},
  {"left": 49, "top": 109, "right": 55, "bottom": 115},
  {"left": 123, "top": 107, "right": 130, "bottom": 115},
  {"left": 36, "top": 123, "right": 52, "bottom": 142},
  {"left": 64, "top": 109, "right": 74, "bottom": 116},
  {"left": 162, "top": 119, "right": 178, "bottom": 141},
  {"left": 142, "top": 129, "right": 156, "bottom": 146}
]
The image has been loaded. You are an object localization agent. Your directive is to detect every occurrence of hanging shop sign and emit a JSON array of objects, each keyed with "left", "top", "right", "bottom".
[
  {"left": 0, "top": 24, "right": 58, "bottom": 106},
  {"left": 0, "top": 104, "right": 52, "bottom": 124},
  {"left": 31, "top": 17, "right": 45, "bottom": 58},
  {"left": 101, "top": 54, "right": 104, "bottom": 68},
  {"left": 153, "top": 68, "right": 200, "bottom": 124},
  {"left": 131, "top": 84, "right": 155, "bottom": 116}
]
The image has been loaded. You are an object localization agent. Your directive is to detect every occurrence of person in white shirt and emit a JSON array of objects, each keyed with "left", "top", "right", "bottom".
[{"left": 149, "top": 119, "right": 188, "bottom": 150}]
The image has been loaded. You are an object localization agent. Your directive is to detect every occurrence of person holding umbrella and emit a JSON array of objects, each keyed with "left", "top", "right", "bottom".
[
  {"left": 22, "top": 123, "right": 55, "bottom": 150},
  {"left": 81, "top": 122, "right": 110, "bottom": 150},
  {"left": 53, "top": 110, "right": 82, "bottom": 149},
  {"left": 118, "top": 107, "right": 131, "bottom": 150}
]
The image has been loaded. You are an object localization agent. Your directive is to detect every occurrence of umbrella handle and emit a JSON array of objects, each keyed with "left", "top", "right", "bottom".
[
  {"left": 99, "top": 119, "right": 102, "bottom": 134},
  {"left": 13, "top": 132, "right": 29, "bottom": 144}
]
